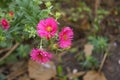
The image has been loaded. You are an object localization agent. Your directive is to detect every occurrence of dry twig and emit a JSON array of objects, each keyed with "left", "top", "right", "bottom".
[
  {"left": 0, "top": 42, "right": 20, "bottom": 62},
  {"left": 98, "top": 52, "right": 108, "bottom": 72},
  {"left": 0, "top": 48, "right": 10, "bottom": 54},
  {"left": 98, "top": 45, "right": 111, "bottom": 72},
  {"left": 94, "top": 0, "right": 100, "bottom": 18}
]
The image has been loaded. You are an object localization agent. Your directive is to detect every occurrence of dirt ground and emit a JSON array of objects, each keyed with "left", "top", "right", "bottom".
[{"left": 0, "top": 0, "right": 120, "bottom": 80}]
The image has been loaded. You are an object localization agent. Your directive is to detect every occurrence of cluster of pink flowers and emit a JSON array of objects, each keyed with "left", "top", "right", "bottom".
[
  {"left": 30, "top": 18, "right": 74, "bottom": 63},
  {"left": 0, "top": 11, "right": 14, "bottom": 30}
]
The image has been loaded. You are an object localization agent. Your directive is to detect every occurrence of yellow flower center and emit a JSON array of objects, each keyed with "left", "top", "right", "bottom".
[
  {"left": 46, "top": 26, "right": 52, "bottom": 32},
  {"left": 63, "top": 34, "right": 67, "bottom": 40}
]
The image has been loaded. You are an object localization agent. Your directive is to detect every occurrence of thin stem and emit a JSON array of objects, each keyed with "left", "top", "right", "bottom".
[
  {"left": 39, "top": 38, "right": 43, "bottom": 49},
  {"left": 55, "top": 49, "right": 58, "bottom": 54}
]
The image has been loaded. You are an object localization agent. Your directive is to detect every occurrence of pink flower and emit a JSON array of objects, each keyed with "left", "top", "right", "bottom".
[
  {"left": 30, "top": 48, "right": 52, "bottom": 63},
  {"left": 37, "top": 18, "right": 58, "bottom": 39},
  {"left": 0, "top": 19, "right": 10, "bottom": 30},
  {"left": 59, "top": 27, "right": 73, "bottom": 48}
]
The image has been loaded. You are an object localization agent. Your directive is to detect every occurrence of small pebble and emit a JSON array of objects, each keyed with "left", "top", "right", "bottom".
[
  {"left": 113, "top": 42, "right": 117, "bottom": 47},
  {"left": 118, "top": 60, "right": 120, "bottom": 64},
  {"left": 42, "top": 63, "right": 51, "bottom": 68},
  {"left": 73, "top": 69, "right": 78, "bottom": 74}
]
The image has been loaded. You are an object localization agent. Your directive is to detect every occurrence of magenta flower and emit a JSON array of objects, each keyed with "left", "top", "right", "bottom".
[
  {"left": 0, "top": 19, "right": 10, "bottom": 30},
  {"left": 37, "top": 18, "right": 58, "bottom": 39},
  {"left": 59, "top": 27, "right": 73, "bottom": 48},
  {"left": 30, "top": 48, "right": 52, "bottom": 63}
]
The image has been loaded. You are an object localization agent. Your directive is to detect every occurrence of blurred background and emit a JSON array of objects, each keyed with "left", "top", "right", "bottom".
[{"left": 0, "top": 0, "right": 120, "bottom": 80}]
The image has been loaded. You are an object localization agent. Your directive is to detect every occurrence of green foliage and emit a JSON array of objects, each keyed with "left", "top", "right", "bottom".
[
  {"left": 0, "top": 0, "right": 53, "bottom": 64},
  {"left": 0, "top": 54, "right": 18, "bottom": 66},
  {"left": 88, "top": 36, "right": 108, "bottom": 53},
  {"left": 0, "top": 74, "right": 6, "bottom": 80},
  {"left": 8, "top": 0, "right": 53, "bottom": 39},
  {"left": 70, "top": 48, "right": 78, "bottom": 53},
  {"left": 81, "top": 56, "right": 99, "bottom": 69},
  {"left": 55, "top": 12, "right": 61, "bottom": 20},
  {"left": 55, "top": 1, "right": 109, "bottom": 33},
  {"left": 76, "top": 52, "right": 99, "bottom": 69},
  {"left": 24, "top": 24, "right": 36, "bottom": 38},
  {"left": 45, "top": 1, "right": 52, "bottom": 8},
  {"left": 0, "top": 0, "right": 53, "bottom": 45},
  {"left": 5, "top": 54, "right": 18, "bottom": 62},
  {"left": 75, "top": 52, "right": 85, "bottom": 62},
  {"left": 0, "top": 28, "right": 13, "bottom": 48},
  {"left": 16, "top": 44, "right": 31, "bottom": 58},
  {"left": 68, "top": 2, "right": 91, "bottom": 22},
  {"left": 93, "top": 8, "right": 109, "bottom": 31},
  {"left": 57, "top": 65, "right": 63, "bottom": 76},
  {"left": 73, "top": 78, "right": 80, "bottom": 80},
  {"left": 0, "top": 0, "right": 12, "bottom": 8},
  {"left": 57, "top": 65, "right": 67, "bottom": 80}
]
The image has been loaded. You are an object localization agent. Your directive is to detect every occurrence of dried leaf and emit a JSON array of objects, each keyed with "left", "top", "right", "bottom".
[
  {"left": 67, "top": 71, "right": 85, "bottom": 79},
  {"left": 18, "top": 75, "right": 30, "bottom": 80},
  {"left": 28, "top": 60, "right": 56, "bottom": 80},
  {"left": 84, "top": 43, "right": 94, "bottom": 57},
  {"left": 83, "top": 71, "right": 107, "bottom": 80},
  {"left": 7, "top": 61, "right": 27, "bottom": 80}
]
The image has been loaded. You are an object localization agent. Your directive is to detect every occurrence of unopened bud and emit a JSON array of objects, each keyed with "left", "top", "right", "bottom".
[{"left": 45, "top": 1, "right": 51, "bottom": 8}]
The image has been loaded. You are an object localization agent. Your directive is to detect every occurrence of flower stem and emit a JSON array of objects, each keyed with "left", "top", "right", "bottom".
[{"left": 40, "top": 38, "right": 43, "bottom": 49}]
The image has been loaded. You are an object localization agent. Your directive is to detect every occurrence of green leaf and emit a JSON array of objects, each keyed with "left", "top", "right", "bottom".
[
  {"left": 57, "top": 65, "right": 63, "bottom": 76},
  {"left": 5, "top": 54, "right": 18, "bottom": 63},
  {"left": 16, "top": 44, "right": 31, "bottom": 58}
]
